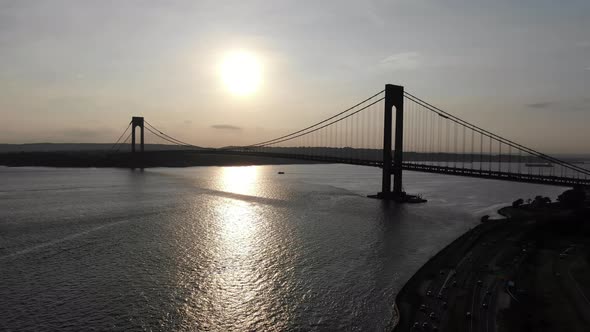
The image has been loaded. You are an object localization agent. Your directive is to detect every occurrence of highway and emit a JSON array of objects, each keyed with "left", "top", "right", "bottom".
[{"left": 404, "top": 219, "right": 531, "bottom": 331}]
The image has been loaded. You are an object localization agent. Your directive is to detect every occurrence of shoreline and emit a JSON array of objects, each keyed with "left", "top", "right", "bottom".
[
  {"left": 391, "top": 194, "right": 590, "bottom": 331},
  {"left": 390, "top": 214, "right": 508, "bottom": 331},
  {"left": 0, "top": 150, "right": 321, "bottom": 168}
]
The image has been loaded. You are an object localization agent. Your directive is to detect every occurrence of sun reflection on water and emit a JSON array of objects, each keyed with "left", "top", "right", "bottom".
[
  {"left": 197, "top": 166, "right": 285, "bottom": 328},
  {"left": 214, "top": 166, "right": 260, "bottom": 271},
  {"left": 174, "top": 166, "right": 291, "bottom": 329},
  {"left": 217, "top": 166, "right": 260, "bottom": 196}
]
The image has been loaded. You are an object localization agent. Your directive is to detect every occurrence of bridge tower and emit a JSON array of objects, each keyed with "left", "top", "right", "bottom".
[
  {"left": 131, "top": 116, "right": 145, "bottom": 153},
  {"left": 379, "top": 84, "right": 404, "bottom": 199}
]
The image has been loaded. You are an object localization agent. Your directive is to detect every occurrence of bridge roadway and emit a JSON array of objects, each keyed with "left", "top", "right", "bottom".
[{"left": 206, "top": 149, "right": 590, "bottom": 187}]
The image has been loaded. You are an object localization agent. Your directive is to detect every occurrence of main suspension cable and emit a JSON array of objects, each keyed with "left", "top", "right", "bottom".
[
  {"left": 242, "top": 97, "right": 385, "bottom": 148},
  {"left": 109, "top": 122, "right": 132, "bottom": 152},
  {"left": 242, "top": 89, "right": 385, "bottom": 148},
  {"left": 403, "top": 91, "right": 590, "bottom": 176},
  {"left": 144, "top": 121, "right": 203, "bottom": 149}
]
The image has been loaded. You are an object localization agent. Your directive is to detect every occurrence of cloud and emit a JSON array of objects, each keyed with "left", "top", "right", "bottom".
[
  {"left": 525, "top": 98, "right": 590, "bottom": 112},
  {"left": 211, "top": 124, "right": 242, "bottom": 130},
  {"left": 585, "top": 66, "right": 590, "bottom": 71},
  {"left": 526, "top": 101, "right": 555, "bottom": 109},
  {"left": 576, "top": 41, "right": 590, "bottom": 48},
  {"left": 569, "top": 98, "right": 590, "bottom": 112},
  {"left": 379, "top": 52, "right": 421, "bottom": 71}
]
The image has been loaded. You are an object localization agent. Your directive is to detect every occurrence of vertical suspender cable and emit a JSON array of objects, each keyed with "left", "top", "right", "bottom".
[
  {"left": 488, "top": 136, "right": 492, "bottom": 172},
  {"left": 499, "top": 141, "right": 502, "bottom": 173}
]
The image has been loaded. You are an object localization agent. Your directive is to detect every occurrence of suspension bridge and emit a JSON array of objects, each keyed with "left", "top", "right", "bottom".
[{"left": 109, "top": 84, "right": 590, "bottom": 200}]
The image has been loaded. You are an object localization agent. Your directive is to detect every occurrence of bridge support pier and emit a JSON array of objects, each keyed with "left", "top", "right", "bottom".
[
  {"left": 382, "top": 84, "right": 404, "bottom": 198},
  {"left": 370, "top": 84, "right": 424, "bottom": 203},
  {"left": 131, "top": 116, "right": 144, "bottom": 153},
  {"left": 379, "top": 84, "right": 403, "bottom": 199}
]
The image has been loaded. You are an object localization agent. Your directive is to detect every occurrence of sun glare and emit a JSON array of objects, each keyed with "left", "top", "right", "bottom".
[{"left": 220, "top": 51, "right": 262, "bottom": 96}]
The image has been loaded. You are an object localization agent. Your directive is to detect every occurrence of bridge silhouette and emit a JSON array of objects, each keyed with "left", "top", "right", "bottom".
[{"left": 110, "top": 84, "right": 590, "bottom": 200}]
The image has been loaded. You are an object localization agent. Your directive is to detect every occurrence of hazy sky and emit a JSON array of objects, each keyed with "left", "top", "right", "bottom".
[{"left": 1, "top": 0, "right": 589, "bottom": 152}]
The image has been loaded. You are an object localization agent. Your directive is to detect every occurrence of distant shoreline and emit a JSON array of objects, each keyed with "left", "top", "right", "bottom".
[
  {"left": 3, "top": 144, "right": 587, "bottom": 164},
  {"left": 0, "top": 150, "right": 321, "bottom": 168}
]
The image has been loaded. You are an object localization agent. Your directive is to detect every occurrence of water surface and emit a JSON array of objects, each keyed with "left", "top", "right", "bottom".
[{"left": 0, "top": 165, "right": 566, "bottom": 331}]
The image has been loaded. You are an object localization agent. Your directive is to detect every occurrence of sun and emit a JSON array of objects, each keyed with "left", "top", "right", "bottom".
[{"left": 220, "top": 51, "right": 262, "bottom": 96}]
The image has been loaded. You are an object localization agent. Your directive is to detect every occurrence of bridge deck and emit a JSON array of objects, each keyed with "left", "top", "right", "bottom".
[{"left": 216, "top": 150, "right": 590, "bottom": 187}]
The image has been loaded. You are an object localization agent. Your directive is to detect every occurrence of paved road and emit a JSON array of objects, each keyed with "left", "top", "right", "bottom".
[{"left": 406, "top": 221, "right": 529, "bottom": 332}]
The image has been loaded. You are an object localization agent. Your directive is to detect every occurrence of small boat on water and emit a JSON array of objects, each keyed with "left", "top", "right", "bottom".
[
  {"left": 406, "top": 195, "right": 427, "bottom": 203},
  {"left": 525, "top": 162, "right": 553, "bottom": 167},
  {"left": 278, "top": 171, "right": 285, "bottom": 174}
]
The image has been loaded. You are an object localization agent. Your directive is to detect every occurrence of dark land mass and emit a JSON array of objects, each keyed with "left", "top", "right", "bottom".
[
  {"left": 0, "top": 143, "right": 194, "bottom": 153},
  {"left": 0, "top": 150, "right": 320, "bottom": 168},
  {"left": 0, "top": 144, "right": 568, "bottom": 169},
  {"left": 393, "top": 188, "right": 590, "bottom": 332},
  {"left": 3, "top": 143, "right": 579, "bottom": 163}
]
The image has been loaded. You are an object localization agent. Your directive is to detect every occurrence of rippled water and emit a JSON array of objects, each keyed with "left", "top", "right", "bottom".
[{"left": 0, "top": 165, "right": 567, "bottom": 331}]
